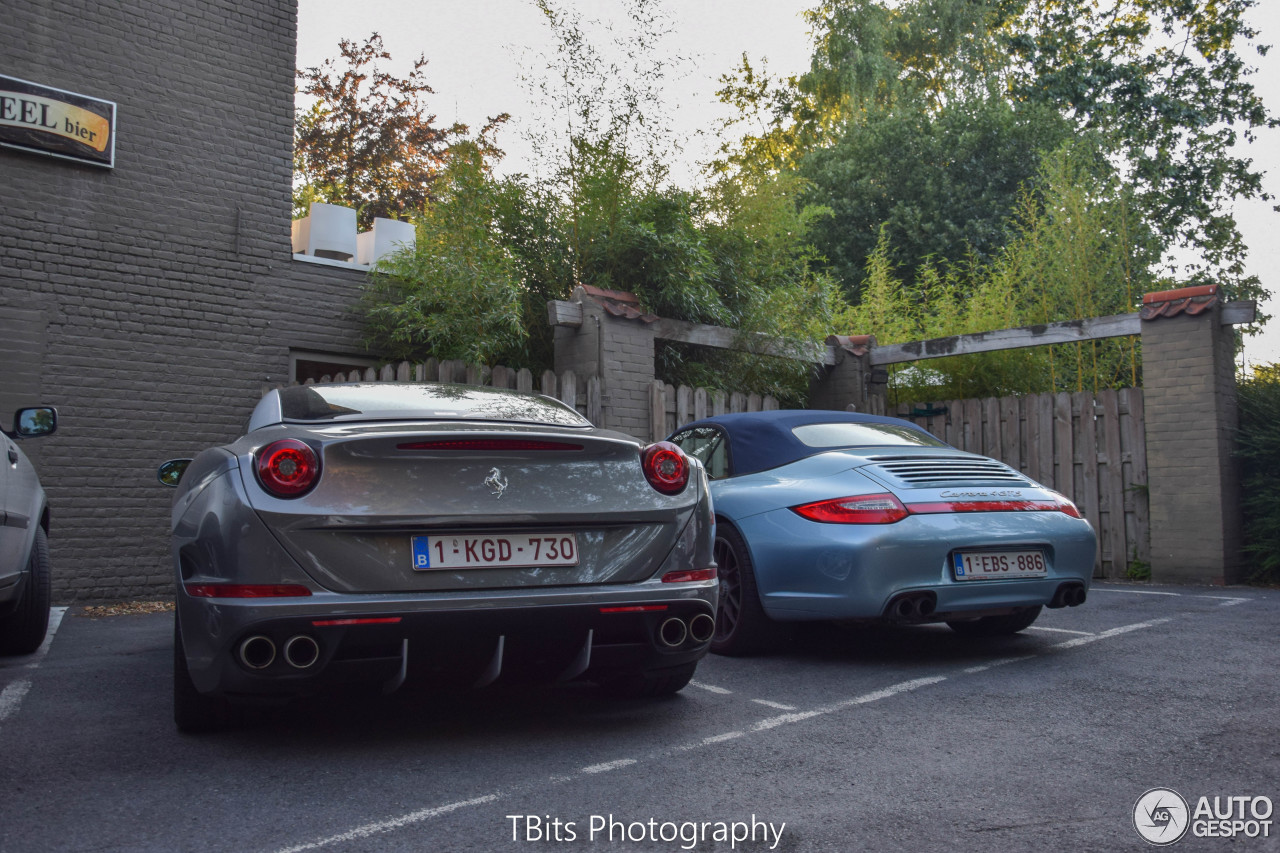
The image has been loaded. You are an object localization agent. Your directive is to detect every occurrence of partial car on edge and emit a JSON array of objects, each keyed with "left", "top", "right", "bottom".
[
  {"left": 0, "top": 406, "right": 57, "bottom": 655},
  {"left": 666, "top": 410, "right": 1096, "bottom": 655},
  {"left": 159, "top": 383, "right": 715, "bottom": 731}
]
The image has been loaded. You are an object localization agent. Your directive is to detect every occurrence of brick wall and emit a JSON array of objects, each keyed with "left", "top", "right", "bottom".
[
  {"left": 1, "top": 0, "right": 369, "bottom": 601},
  {"left": 553, "top": 287, "right": 655, "bottom": 440},
  {"left": 1141, "top": 304, "right": 1243, "bottom": 583}
]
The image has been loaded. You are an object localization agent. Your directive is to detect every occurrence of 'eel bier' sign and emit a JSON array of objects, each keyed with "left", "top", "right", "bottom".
[{"left": 0, "top": 75, "right": 116, "bottom": 168}]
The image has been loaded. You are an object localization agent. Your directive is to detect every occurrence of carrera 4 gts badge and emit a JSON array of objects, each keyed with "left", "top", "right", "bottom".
[{"left": 484, "top": 467, "right": 509, "bottom": 499}]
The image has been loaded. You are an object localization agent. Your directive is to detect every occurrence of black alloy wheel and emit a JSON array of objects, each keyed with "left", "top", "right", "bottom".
[{"left": 710, "top": 525, "right": 773, "bottom": 656}]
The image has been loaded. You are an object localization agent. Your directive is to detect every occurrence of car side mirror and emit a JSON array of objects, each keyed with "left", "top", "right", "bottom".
[
  {"left": 157, "top": 459, "right": 193, "bottom": 487},
  {"left": 14, "top": 407, "right": 57, "bottom": 438}
]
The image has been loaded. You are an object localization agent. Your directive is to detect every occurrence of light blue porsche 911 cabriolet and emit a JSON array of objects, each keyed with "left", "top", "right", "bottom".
[{"left": 667, "top": 410, "right": 1096, "bottom": 655}]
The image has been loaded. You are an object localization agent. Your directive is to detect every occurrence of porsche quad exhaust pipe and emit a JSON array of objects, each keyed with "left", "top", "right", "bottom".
[
  {"left": 1049, "top": 583, "right": 1087, "bottom": 609},
  {"left": 886, "top": 592, "right": 937, "bottom": 621},
  {"left": 238, "top": 635, "right": 276, "bottom": 670},
  {"left": 283, "top": 635, "right": 320, "bottom": 669}
]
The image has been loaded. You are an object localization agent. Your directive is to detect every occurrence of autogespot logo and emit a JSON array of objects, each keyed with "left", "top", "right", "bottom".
[{"left": 1134, "top": 788, "right": 1191, "bottom": 845}]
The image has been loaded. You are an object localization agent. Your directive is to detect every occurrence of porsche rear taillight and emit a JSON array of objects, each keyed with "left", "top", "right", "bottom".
[
  {"left": 792, "top": 491, "right": 1085, "bottom": 524},
  {"left": 255, "top": 439, "right": 320, "bottom": 498},
  {"left": 642, "top": 441, "right": 689, "bottom": 495},
  {"left": 791, "top": 493, "right": 909, "bottom": 524}
]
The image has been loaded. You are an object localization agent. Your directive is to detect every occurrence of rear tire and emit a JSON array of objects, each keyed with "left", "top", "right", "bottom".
[
  {"left": 711, "top": 525, "right": 774, "bottom": 656},
  {"left": 599, "top": 662, "right": 697, "bottom": 698},
  {"left": 0, "top": 527, "right": 51, "bottom": 655},
  {"left": 173, "top": 617, "right": 235, "bottom": 733},
  {"left": 947, "top": 606, "right": 1042, "bottom": 637}
]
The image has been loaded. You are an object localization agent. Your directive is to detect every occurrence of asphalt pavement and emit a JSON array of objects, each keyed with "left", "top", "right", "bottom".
[{"left": 1, "top": 583, "right": 1277, "bottom": 852}]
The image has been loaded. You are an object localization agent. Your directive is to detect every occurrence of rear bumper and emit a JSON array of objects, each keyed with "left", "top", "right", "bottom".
[
  {"left": 736, "top": 508, "right": 1097, "bottom": 621},
  {"left": 178, "top": 582, "right": 717, "bottom": 700}
]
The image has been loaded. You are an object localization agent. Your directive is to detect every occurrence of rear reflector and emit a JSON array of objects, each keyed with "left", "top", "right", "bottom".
[
  {"left": 185, "top": 584, "right": 312, "bottom": 598},
  {"left": 907, "top": 499, "right": 1077, "bottom": 516},
  {"left": 311, "top": 617, "right": 403, "bottom": 626},
  {"left": 599, "top": 605, "right": 669, "bottom": 613},
  {"left": 397, "top": 439, "right": 584, "bottom": 451},
  {"left": 661, "top": 568, "right": 718, "bottom": 583}
]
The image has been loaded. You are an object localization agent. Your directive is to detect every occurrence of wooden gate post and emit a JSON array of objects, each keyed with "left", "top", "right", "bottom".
[
  {"left": 810, "top": 335, "right": 883, "bottom": 412},
  {"left": 1140, "top": 285, "right": 1243, "bottom": 584}
]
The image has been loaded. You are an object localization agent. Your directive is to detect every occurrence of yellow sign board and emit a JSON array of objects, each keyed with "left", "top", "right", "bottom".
[{"left": 0, "top": 75, "right": 115, "bottom": 168}]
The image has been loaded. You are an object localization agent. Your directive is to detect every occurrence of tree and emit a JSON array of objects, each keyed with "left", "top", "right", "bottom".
[
  {"left": 718, "top": 0, "right": 1275, "bottom": 307},
  {"left": 801, "top": 93, "right": 1073, "bottom": 297},
  {"left": 840, "top": 140, "right": 1161, "bottom": 401},
  {"left": 359, "top": 144, "right": 527, "bottom": 365},
  {"left": 294, "top": 33, "right": 508, "bottom": 228}
]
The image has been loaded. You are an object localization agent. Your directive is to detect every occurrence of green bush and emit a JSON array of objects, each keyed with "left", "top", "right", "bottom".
[{"left": 1237, "top": 364, "right": 1280, "bottom": 584}]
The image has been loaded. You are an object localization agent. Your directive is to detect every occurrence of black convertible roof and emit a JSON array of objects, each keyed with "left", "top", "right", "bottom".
[{"left": 670, "top": 410, "right": 945, "bottom": 476}]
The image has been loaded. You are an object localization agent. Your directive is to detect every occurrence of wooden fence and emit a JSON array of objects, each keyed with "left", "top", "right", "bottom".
[
  {"left": 648, "top": 380, "right": 778, "bottom": 441},
  {"left": 871, "top": 389, "right": 1148, "bottom": 579},
  {"left": 286, "top": 358, "right": 602, "bottom": 422}
]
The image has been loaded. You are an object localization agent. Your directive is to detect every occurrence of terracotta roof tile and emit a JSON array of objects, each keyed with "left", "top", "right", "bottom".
[
  {"left": 576, "top": 285, "right": 659, "bottom": 323},
  {"left": 1140, "top": 284, "right": 1219, "bottom": 321}
]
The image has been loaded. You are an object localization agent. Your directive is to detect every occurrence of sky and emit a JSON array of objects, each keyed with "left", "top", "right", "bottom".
[{"left": 296, "top": 0, "right": 1280, "bottom": 366}]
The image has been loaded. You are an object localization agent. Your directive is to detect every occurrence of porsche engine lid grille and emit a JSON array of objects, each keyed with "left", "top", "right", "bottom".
[{"left": 864, "top": 456, "right": 1030, "bottom": 489}]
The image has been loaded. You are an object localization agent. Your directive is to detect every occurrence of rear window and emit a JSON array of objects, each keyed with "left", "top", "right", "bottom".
[
  {"left": 277, "top": 384, "right": 591, "bottom": 427},
  {"left": 791, "top": 422, "right": 945, "bottom": 448}
]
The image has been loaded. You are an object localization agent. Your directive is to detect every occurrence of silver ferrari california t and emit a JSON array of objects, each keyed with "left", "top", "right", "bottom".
[
  {"left": 667, "top": 410, "right": 1096, "bottom": 655},
  {"left": 159, "top": 383, "right": 716, "bottom": 731}
]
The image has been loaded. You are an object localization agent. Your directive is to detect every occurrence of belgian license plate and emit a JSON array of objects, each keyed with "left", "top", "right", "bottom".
[
  {"left": 953, "top": 549, "right": 1047, "bottom": 580},
  {"left": 411, "top": 533, "right": 579, "bottom": 570}
]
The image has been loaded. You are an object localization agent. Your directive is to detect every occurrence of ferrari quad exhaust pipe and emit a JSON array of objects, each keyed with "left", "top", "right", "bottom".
[
  {"left": 284, "top": 634, "right": 320, "bottom": 669},
  {"left": 658, "top": 617, "right": 688, "bottom": 648},
  {"left": 688, "top": 613, "right": 716, "bottom": 644},
  {"left": 238, "top": 635, "right": 276, "bottom": 670}
]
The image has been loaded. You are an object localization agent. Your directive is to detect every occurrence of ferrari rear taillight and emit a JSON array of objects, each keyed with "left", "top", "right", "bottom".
[
  {"left": 185, "top": 584, "right": 312, "bottom": 598},
  {"left": 642, "top": 441, "right": 689, "bottom": 495},
  {"left": 791, "top": 493, "right": 909, "bottom": 524},
  {"left": 255, "top": 439, "right": 320, "bottom": 498}
]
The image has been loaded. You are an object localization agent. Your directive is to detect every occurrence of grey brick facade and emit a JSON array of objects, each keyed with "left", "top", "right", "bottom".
[{"left": 1, "top": 0, "right": 369, "bottom": 601}]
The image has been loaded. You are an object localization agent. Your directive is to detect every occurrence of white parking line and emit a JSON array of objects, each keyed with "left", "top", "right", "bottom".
[
  {"left": 0, "top": 680, "right": 31, "bottom": 723},
  {"left": 0, "top": 607, "right": 67, "bottom": 727},
  {"left": 1090, "top": 588, "right": 1254, "bottom": 607},
  {"left": 689, "top": 680, "right": 733, "bottom": 694},
  {"left": 752, "top": 699, "right": 797, "bottom": 711},
  {"left": 963, "top": 655, "right": 1035, "bottom": 674},
  {"left": 270, "top": 617, "right": 1172, "bottom": 853},
  {"left": 1026, "top": 625, "right": 1093, "bottom": 636},
  {"left": 703, "top": 731, "right": 744, "bottom": 744},
  {"left": 276, "top": 795, "right": 502, "bottom": 853},
  {"left": 581, "top": 759, "right": 637, "bottom": 774},
  {"left": 1050, "top": 618, "right": 1172, "bottom": 650}
]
